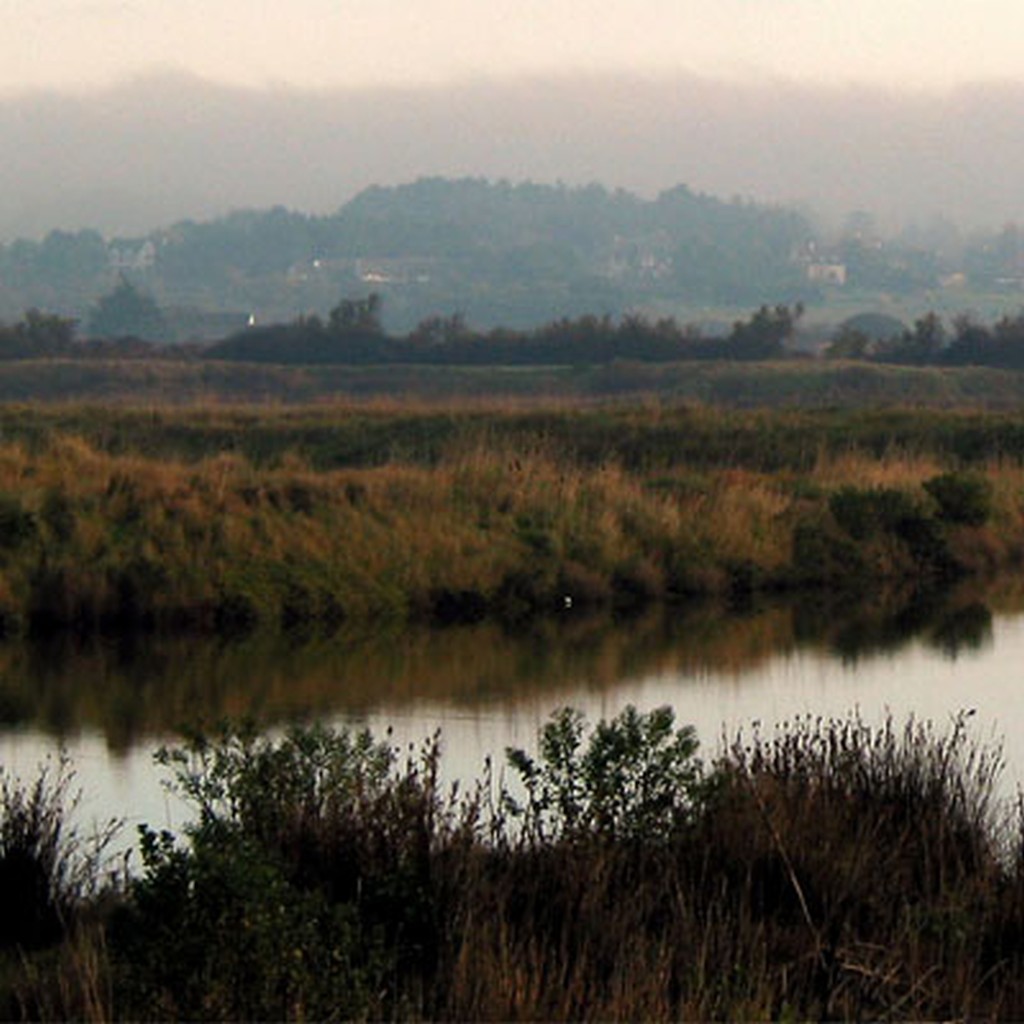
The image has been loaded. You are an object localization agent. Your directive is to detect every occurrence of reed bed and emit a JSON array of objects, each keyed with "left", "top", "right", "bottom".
[{"left": 0, "top": 406, "right": 1020, "bottom": 632}]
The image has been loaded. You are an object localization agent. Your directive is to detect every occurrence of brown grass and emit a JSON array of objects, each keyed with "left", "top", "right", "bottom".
[{"left": 0, "top": 406, "right": 1017, "bottom": 632}]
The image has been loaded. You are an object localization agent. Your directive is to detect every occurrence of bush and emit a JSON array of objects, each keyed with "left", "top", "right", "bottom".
[
  {"left": 0, "top": 494, "right": 36, "bottom": 550},
  {"left": 112, "top": 725, "right": 457, "bottom": 1020},
  {"left": 829, "top": 485, "right": 926, "bottom": 540},
  {"left": 924, "top": 471, "right": 994, "bottom": 526},
  {"left": 791, "top": 519, "right": 867, "bottom": 586},
  {"left": 504, "top": 705, "right": 706, "bottom": 842}
]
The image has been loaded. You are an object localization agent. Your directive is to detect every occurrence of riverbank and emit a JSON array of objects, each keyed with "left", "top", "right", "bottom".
[
  {"left": 0, "top": 403, "right": 1022, "bottom": 633},
  {"left": 3, "top": 709, "right": 1022, "bottom": 1020}
]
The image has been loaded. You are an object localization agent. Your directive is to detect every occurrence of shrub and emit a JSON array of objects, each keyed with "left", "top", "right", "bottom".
[
  {"left": 828, "top": 486, "right": 882, "bottom": 540},
  {"left": 112, "top": 725, "right": 457, "bottom": 1020},
  {"left": 924, "top": 471, "right": 994, "bottom": 526},
  {"left": 503, "top": 705, "right": 706, "bottom": 842},
  {"left": 0, "top": 494, "right": 36, "bottom": 550},
  {"left": 791, "top": 519, "right": 867, "bottom": 586},
  {"left": 829, "top": 485, "right": 925, "bottom": 540}
]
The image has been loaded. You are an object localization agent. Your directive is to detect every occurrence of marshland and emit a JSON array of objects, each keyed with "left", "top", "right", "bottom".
[{"left": 3, "top": 397, "right": 1024, "bottom": 1019}]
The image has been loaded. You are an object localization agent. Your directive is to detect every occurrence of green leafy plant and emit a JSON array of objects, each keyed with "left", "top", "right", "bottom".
[{"left": 504, "top": 705, "right": 705, "bottom": 842}]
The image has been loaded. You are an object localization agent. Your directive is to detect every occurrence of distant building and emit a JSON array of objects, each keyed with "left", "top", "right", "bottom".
[
  {"left": 108, "top": 240, "right": 156, "bottom": 272},
  {"left": 806, "top": 262, "right": 847, "bottom": 286},
  {"left": 355, "top": 257, "right": 434, "bottom": 284}
]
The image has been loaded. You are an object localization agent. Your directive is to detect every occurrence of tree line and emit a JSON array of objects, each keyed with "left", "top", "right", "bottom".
[
  {"left": 827, "top": 310, "right": 1024, "bottom": 369},
  {"left": 204, "top": 297, "right": 802, "bottom": 365},
  {"left": 11, "top": 284, "right": 1024, "bottom": 372}
]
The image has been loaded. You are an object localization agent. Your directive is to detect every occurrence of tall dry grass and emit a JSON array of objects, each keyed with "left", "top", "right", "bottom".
[
  {"left": 0, "top": 408, "right": 1018, "bottom": 632},
  {"left": 9, "top": 708, "right": 1024, "bottom": 1020}
]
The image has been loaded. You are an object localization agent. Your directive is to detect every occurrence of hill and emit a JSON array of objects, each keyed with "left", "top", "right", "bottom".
[{"left": 0, "top": 178, "right": 815, "bottom": 332}]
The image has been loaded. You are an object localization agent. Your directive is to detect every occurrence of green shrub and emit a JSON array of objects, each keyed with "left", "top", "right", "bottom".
[
  {"left": 113, "top": 725, "right": 452, "bottom": 1020},
  {"left": 114, "top": 823, "right": 377, "bottom": 1021},
  {"left": 924, "top": 471, "right": 994, "bottom": 526},
  {"left": 791, "top": 519, "right": 867, "bottom": 586},
  {"left": 504, "top": 705, "right": 706, "bottom": 842},
  {"left": 829, "top": 486, "right": 882, "bottom": 540},
  {"left": 829, "top": 485, "right": 926, "bottom": 540}
]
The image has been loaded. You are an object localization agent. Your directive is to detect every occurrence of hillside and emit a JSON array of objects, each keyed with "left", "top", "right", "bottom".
[{"left": 0, "top": 178, "right": 816, "bottom": 332}]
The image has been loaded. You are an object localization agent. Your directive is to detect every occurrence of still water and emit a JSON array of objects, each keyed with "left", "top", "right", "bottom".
[{"left": 0, "top": 581, "right": 1022, "bottom": 847}]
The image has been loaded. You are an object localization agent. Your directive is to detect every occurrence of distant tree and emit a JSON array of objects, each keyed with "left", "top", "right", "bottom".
[
  {"left": 36, "top": 229, "right": 108, "bottom": 286},
  {"left": 328, "top": 294, "right": 383, "bottom": 335},
  {"left": 408, "top": 312, "right": 469, "bottom": 347},
  {"left": 727, "top": 304, "right": 803, "bottom": 360},
  {"left": 17, "top": 308, "right": 77, "bottom": 352},
  {"left": 877, "top": 312, "right": 947, "bottom": 365},
  {"left": 825, "top": 327, "right": 873, "bottom": 360},
  {"left": 0, "top": 309, "right": 77, "bottom": 359},
  {"left": 87, "top": 276, "right": 166, "bottom": 341},
  {"left": 944, "top": 315, "right": 996, "bottom": 367}
]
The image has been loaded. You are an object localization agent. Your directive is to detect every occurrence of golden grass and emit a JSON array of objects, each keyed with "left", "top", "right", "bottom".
[{"left": 0, "top": 407, "right": 1018, "bottom": 631}]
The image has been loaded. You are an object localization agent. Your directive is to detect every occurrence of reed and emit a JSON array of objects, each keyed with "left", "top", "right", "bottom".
[
  {"left": 0, "top": 404, "right": 1019, "bottom": 633},
  {"left": 7, "top": 708, "right": 1024, "bottom": 1020}
]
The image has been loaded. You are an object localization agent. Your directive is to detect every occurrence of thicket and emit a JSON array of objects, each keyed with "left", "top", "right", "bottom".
[
  {"left": 204, "top": 301, "right": 802, "bottom": 366},
  {"left": 4, "top": 708, "right": 1024, "bottom": 1020},
  {"left": 829, "top": 309, "right": 1024, "bottom": 370},
  {"left": 0, "top": 297, "right": 801, "bottom": 367}
]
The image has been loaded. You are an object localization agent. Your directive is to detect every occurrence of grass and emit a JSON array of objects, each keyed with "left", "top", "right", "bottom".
[
  {"left": 0, "top": 403, "right": 1019, "bottom": 632},
  {"left": 7, "top": 355, "right": 1024, "bottom": 407},
  {"left": 5, "top": 708, "right": 1024, "bottom": 1020}
]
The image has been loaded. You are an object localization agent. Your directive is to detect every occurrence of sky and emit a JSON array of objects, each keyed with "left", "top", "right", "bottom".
[
  {"left": 3, "top": 1, "right": 1024, "bottom": 238},
  {"left": 4, "top": 0, "right": 1024, "bottom": 95}
]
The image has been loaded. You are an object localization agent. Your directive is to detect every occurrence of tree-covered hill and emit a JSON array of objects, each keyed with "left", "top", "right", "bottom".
[{"left": 0, "top": 178, "right": 817, "bottom": 333}]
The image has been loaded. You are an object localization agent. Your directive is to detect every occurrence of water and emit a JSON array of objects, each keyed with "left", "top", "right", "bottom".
[{"left": 0, "top": 582, "right": 1021, "bottom": 848}]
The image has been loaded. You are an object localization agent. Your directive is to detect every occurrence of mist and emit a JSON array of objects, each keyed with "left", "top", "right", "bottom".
[{"left": 2, "top": 72, "right": 1023, "bottom": 240}]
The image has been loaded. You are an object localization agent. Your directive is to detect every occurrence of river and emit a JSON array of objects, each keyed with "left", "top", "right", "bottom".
[{"left": 1, "top": 580, "right": 1022, "bottom": 853}]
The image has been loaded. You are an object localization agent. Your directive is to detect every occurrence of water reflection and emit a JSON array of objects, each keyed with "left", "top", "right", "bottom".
[
  {"left": 3, "top": 578, "right": 1024, "bottom": 845},
  {"left": 0, "top": 579, "right": 1012, "bottom": 753}
]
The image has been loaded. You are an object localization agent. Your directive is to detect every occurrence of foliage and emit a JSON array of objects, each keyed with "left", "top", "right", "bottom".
[
  {"left": 0, "top": 310, "right": 77, "bottom": 360},
  {"left": 0, "top": 755, "right": 116, "bottom": 951},
  {"left": 829, "top": 485, "right": 921, "bottom": 540},
  {"left": 207, "top": 299, "right": 807, "bottom": 366},
  {"left": 504, "top": 705, "right": 705, "bottom": 842},
  {"left": 11, "top": 709, "right": 1024, "bottom": 1019},
  {"left": 725, "top": 302, "right": 803, "bottom": 360},
  {"left": 924, "top": 471, "right": 994, "bottom": 526},
  {"left": 109, "top": 724, "right": 458, "bottom": 1019},
  {"left": 86, "top": 276, "right": 165, "bottom": 341},
  {"left": 0, "top": 177, "right": 821, "bottom": 333}
]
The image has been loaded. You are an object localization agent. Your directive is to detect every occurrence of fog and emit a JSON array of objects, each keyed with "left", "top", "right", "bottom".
[{"left": 3, "top": 72, "right": 1024, "bottom": 240}]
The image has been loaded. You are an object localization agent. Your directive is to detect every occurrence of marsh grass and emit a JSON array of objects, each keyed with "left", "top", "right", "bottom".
[
  {"left": 9, "top": 708, "right": 1024, "bottom": 1020},
  {"left": 0, "top": 755, "right": 120, "bottom": 1022},
  {"left": 0, "top": 404, "right": 1020, "bottom": 633}
]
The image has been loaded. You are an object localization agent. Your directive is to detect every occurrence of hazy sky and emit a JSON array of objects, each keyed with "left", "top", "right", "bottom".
[
  {"left": 4, "top": 2, "right": 1024, "bottom": 239},
  {"left": 4, "top": 0, "right": 1024, "bottom": 95}
]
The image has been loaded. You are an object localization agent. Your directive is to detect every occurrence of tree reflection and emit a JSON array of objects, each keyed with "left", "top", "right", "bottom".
[{"left": 0, "top": 579, "right": 1014, "bottom": 750}]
